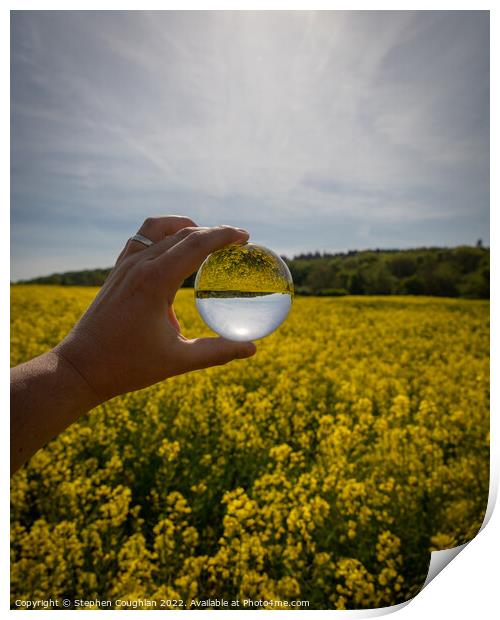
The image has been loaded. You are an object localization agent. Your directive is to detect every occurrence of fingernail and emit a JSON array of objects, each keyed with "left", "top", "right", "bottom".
[{"left": 236, "top": 228, "right": 249, "bottom": 234}]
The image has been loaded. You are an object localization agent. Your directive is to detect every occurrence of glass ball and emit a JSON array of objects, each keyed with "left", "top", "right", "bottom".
[{"left": 194, "top": 242, "right": 294, "bottom": 341}]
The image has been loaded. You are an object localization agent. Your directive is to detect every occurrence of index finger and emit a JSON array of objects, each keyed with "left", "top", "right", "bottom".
[{"left": 155, "top": 226, "right": 249, "bottom": 295}]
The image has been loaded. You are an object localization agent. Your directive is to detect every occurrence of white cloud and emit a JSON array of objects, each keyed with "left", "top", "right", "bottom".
[{"left": 11, "top": 10, "right": 489, "bottom": 279}]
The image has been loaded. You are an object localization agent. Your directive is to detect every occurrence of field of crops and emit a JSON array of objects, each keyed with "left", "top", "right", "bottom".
[{"left": 10, "top": 286, "right": 489, "bottom": 609}]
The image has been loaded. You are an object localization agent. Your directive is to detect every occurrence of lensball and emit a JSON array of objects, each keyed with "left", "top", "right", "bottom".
[{"left": 194, "top": 242, "right": 294, "bottom": 341}]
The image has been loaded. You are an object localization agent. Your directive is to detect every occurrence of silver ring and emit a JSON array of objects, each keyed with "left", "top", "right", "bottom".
[{"left": 131, "top": 233, "right": 154, "bottom": 247}]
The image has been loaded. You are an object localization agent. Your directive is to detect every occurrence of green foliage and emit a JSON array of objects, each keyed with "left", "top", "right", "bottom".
[
  {"left": 16, "top": 268, "right": 114, "bottom": 287},
  {"left": 15, "top": 246, "right": 489, "bottom": 299},
  {"left": 287, "top": 246, "right": 489, "bottom": 298}
]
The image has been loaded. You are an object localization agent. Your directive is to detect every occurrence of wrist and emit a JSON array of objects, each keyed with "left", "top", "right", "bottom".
[{"left": 51, "top": 346, "right": 104, "bottom": 410}]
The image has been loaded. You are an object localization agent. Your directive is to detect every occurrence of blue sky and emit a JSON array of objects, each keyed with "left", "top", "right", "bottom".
[{"left": 11, "top": 10, "right": 489, "bottom": 280}]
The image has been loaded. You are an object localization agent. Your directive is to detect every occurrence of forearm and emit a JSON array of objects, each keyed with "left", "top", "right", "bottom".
[{"left": 10, "top": 349, "right": 102, "bottom": 474}]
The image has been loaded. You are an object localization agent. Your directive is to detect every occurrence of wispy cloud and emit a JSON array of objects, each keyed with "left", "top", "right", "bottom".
[{"left": 11, "top": 10, "right": 489, "bottom": 279}]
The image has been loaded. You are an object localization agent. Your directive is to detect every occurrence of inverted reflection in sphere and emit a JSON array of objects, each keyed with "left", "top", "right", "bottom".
[{"left": 194, "top": 242, "right": 294, "bottom": 341}]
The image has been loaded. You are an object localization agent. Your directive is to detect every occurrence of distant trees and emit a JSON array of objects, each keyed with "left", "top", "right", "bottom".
[
  {"left": 16, "top": 268, "right": 114, "bottom": 287},
  {"left": 16, "top": 245, "right": 490, "bottom": 300},
  {"left": 286, "top": 245, "right": 489, "bottom": 299}
]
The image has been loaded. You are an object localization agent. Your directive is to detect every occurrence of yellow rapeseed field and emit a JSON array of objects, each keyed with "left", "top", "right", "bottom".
[{"left": 10, "top": 286, "right": 489, "bottom": 609}]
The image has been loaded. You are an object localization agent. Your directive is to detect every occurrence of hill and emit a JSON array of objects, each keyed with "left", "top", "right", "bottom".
[{"left": 15, "top": 245, "right": 490, "bottom": 299}]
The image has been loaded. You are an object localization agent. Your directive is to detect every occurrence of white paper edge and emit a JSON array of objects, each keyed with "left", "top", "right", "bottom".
[{"left": 420, "top": 426, "right": 497, "bottom": 592}]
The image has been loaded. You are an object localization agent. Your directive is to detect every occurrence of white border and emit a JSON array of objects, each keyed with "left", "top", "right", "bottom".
[{"left": 4, "top": 2, "right": 496, "bottom": 617}]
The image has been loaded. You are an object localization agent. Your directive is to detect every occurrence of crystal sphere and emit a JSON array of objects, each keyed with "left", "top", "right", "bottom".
[{"left": 194, "top": 242, "right": 294, "bottom": 341}]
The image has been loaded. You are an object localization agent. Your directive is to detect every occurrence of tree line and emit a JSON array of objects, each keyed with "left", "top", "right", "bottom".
[{"left": 15, "top": 245, "right": 489, "bottom": 299}]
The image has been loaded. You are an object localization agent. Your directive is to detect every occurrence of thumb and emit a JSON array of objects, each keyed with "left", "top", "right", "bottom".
[{"left": 178, "top": 337, "right": 256, "bottom": 372}]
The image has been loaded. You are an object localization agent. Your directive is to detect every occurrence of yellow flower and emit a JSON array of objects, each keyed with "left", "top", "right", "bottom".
[{"left": 10, "top": 287, "right": 489, "bottom": 610}]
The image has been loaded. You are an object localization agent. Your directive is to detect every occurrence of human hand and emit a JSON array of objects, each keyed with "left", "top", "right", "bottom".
[{"left": 53, "top": 216, "right": 256, "bottom": 403}]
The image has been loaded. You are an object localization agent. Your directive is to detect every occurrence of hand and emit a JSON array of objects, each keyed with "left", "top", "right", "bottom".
[{"left": 53, "top": 216, "right": 256, "bottom": 403}]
